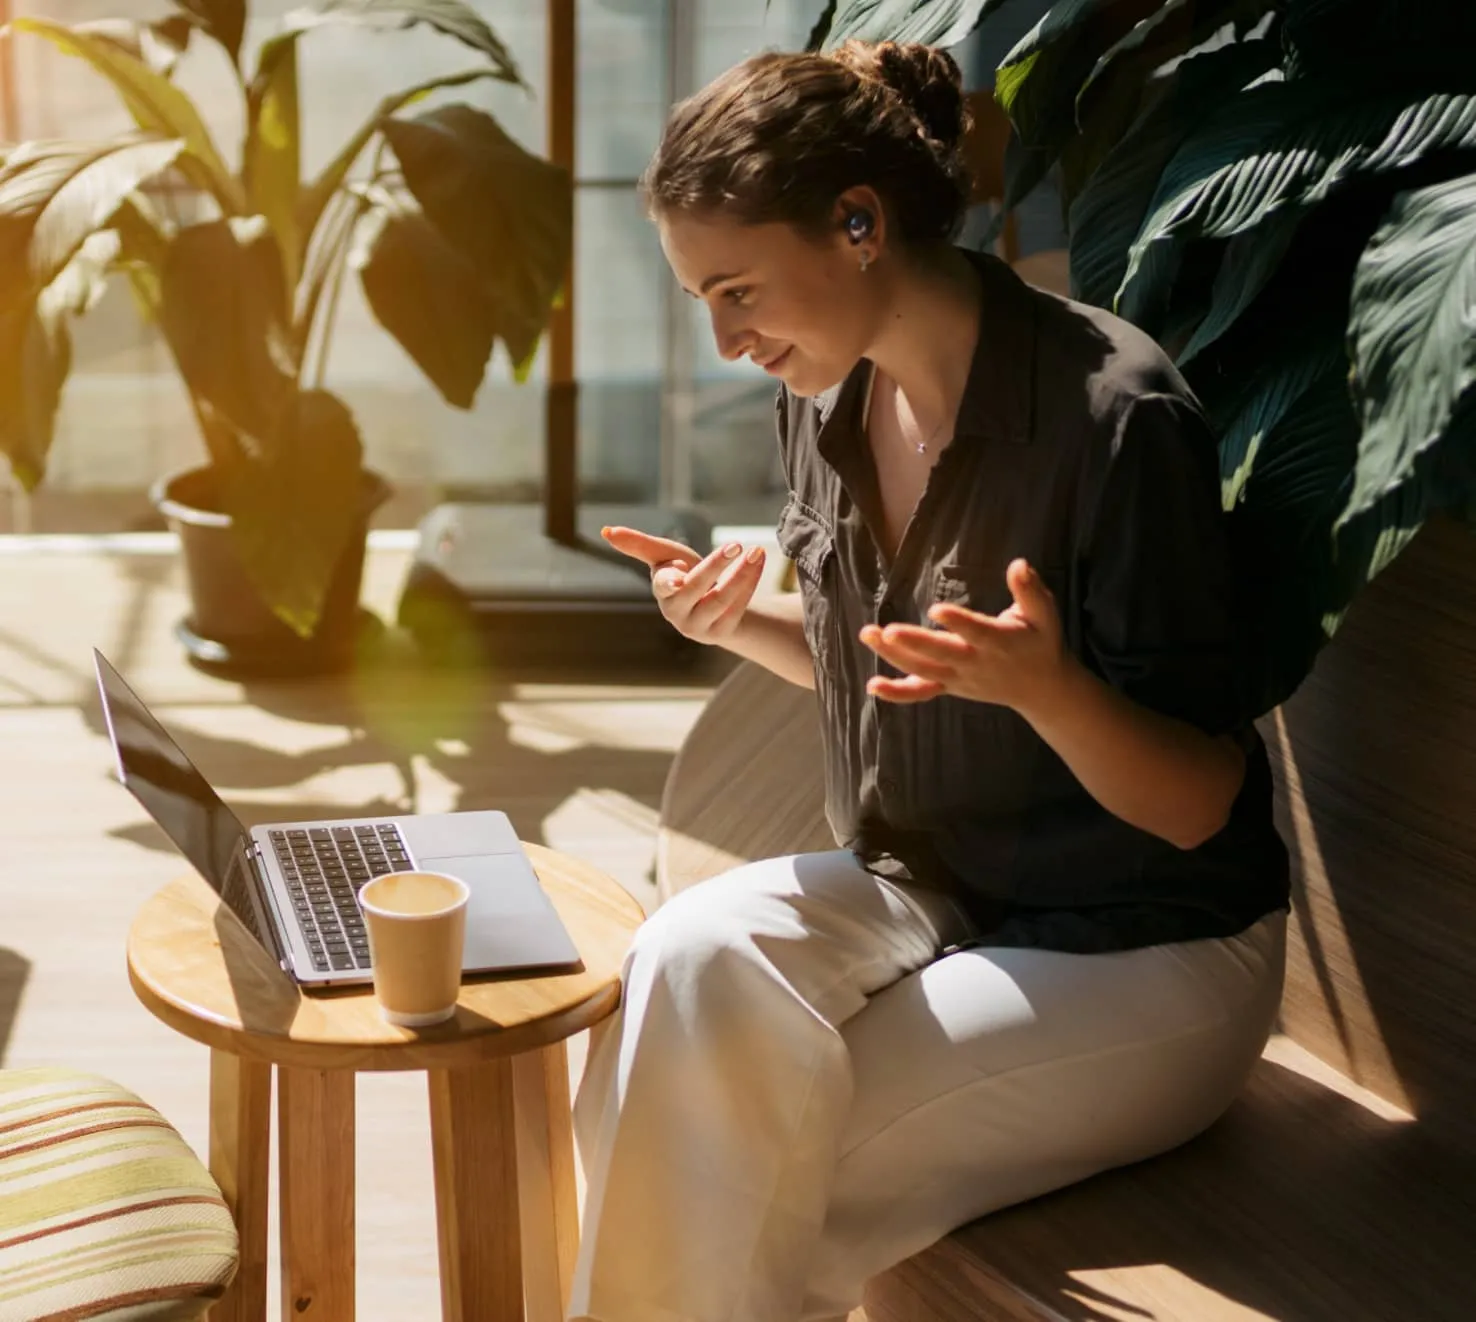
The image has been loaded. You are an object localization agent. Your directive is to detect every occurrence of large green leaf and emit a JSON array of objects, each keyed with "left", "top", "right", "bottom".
[
  {"left": 244, "top": 41, "right": 302, "bottom": 291},
  {"left": 1181, "top": 179, "right": 1387, "bottom": 418},
  {"left": 0, "top": 136, "right": 183, "bottom": 310},
  {"left": 995, "top": 0, "right": 1275, "bottom": 232},
  {"left": 1220, "top": 337, "right": 1347, "bottom": 510},
  {"left": 1225, "top": 353, "right": 1363, "bottom": 714},
  {"left": 349, "top": 185, "right": 495, "bottom": 408},
  {"left": 1075, "top": 0, "right": 1274, "bottom": 125},
  {"left": 159, "top": 218, "right": 296, "bottom": 442},
  {"left": 215, "top": 388, "right": 366, "bottom": 636},
  {"left": 988, "top": 0, "right": 1229, "bottom": 220},
  {"left": 1118, "top": 82, "right": 1476, "bottom": 309},
  {"left": 295, "top": 67, "right": 504, "bottom": 263},
  {"left": 9, "top": 18, "right": 243, "bottom": 215},
  {"left": 1177, "top": 204, "right": 1301, "bottom": 363},
  {"left": 383, "top": 106, "right": 571, "bottom": 371},
  {"left": 1341, "top": 174, "right": 1476, "bottom": 530},
  {"left": 1180, "top": 194, "right": 1438, "bottom": 713},
  {"left": 1068, "top": 35, "right": 1278, "bottom": 307},
  {"left": 0, "top": 301, "right": 70, "bottom": 491},
  {"left": 996, "top": 0, "right": 1164, "bottom": 149},
  {"left": 73, "top": 16, "right": 195, "bottom": 77},
  {"left": 172, "top": 0, "right": 245, "bottom": 66},
  {"left": 0, "top": 215, "right": 124, "bottom": 489},
  {"left": 819, "top": 0, "right": 1008, "bottom": 49}
]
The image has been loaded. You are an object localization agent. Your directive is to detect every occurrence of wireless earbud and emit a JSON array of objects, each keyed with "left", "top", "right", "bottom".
[{"left": 845, "top": 209, "right": 874, "bottom": 244}]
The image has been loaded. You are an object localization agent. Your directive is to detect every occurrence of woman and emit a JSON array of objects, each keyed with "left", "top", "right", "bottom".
[{"left": 576, "top": 39, "right": 1290, "bottom": 1322}]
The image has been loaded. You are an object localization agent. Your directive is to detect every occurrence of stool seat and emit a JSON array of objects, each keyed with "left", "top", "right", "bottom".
[{"left": 0, "top": 1067, "right": 238, "bottom": 1322}]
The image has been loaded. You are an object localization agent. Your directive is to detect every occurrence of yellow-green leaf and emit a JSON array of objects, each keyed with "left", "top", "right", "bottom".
[
  {"left": 0, "top": 135, "right": 183, "bottom": 304},
  {"left": 244, "top": 38, "right": 301, "bottom": 290},
  {"left": 10, "top": 17, "right": 244, "bottom": 215},
  {"left": 0, "top": 301, "right": 70, "bottom": 491}
]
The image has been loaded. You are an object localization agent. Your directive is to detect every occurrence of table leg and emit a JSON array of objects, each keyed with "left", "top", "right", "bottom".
[
  {"left": 513, "top": 1042, "right": 580, "bottom": 1322},
  {"left": 279, "top": 1067, "right": 356, "bottom": 1320},
  {"left": 428, "top": 1059, "right": 521, "bottom": 1322},
  {"left": 208, "top": 1051, "right": 271, "bottom": 1322}
]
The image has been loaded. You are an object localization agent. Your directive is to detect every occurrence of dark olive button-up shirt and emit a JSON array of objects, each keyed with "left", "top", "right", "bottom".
[{"left": 774, "top": 251, "right": 1289, "bottom": 954}]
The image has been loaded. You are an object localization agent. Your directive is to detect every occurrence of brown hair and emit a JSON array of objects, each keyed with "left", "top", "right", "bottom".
[{"left": 641, "top": 40, "right": 973, "bottom": 247}]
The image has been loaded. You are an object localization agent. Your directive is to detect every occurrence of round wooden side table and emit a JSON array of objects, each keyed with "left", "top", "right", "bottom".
[{"left": 126, "top": 843, "right": 644, "bottom": 1322}]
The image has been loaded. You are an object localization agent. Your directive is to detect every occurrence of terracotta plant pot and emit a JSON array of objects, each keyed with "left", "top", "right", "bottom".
[{"left": 151, "top": 465, "right": 391, "bottom": 676}]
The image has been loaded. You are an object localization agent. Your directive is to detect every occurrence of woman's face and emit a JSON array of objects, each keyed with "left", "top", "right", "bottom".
[{"left": 658, "top": 208, "right": 883, "bottom": 398}]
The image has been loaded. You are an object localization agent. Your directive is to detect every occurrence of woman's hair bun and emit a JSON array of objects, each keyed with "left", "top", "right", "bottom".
[
  {"left": 832, "top": 39, "right": 968, "bottom": 153},
  {"left": 641, "top": 39, "right": 974, "bottom": 246}
]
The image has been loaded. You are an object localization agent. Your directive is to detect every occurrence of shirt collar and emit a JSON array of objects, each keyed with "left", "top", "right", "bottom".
[{"left": 955, "top": 249, "right": 1037, "bottom": 444}]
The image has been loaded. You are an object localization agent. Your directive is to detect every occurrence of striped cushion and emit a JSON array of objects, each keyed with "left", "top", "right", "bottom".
[{"left": 0, "top": 1069, "right": 238, "bottom": 1322}]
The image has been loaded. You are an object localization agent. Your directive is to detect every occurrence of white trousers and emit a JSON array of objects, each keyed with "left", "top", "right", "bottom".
[{"left": 570, "top": 851, "right": 1286, "bottom": 1322}]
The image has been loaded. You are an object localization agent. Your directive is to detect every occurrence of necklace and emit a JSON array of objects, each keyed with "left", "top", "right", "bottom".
[
  {"left": 898, "top": 396, "right": 951, "bottom": 456},
  {"left": 865, "top": 365, "right": 953, "bottom": 456},
  {"left": 905, "top": 413, "right": 949, "bottom": 455}
]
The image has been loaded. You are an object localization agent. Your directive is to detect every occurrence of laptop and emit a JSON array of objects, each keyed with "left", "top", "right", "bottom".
[{"left": 93, "top": 650, "right": 582, "bottom": 988}]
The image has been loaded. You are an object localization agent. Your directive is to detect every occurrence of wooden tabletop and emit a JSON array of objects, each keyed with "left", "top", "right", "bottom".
[{"left": 126, "top": 843, "right": 644, "bottom": 1072}]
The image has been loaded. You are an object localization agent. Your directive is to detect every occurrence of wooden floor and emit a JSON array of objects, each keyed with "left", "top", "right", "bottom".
[{"left": 0, "top": 543, "right": 728, "bottom": 1319}]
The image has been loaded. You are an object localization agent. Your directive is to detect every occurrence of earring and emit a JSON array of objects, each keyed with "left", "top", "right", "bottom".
[{"left": 859, "top": 252, "right": 872, "bottom": 273}]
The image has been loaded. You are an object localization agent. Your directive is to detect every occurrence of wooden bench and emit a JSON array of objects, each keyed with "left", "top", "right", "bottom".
[{"left": 657, "top": 515, "right": 1476, "bottom": 1321}]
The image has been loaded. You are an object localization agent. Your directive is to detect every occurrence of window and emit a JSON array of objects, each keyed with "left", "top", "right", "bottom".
[{"left": 2, "top": 0, "right": 825, "bottom": 532}]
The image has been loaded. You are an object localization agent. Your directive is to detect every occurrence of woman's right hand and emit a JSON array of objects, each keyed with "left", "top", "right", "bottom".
[{"left": 602, "top": 525, "right": 767, "bottom": 645}]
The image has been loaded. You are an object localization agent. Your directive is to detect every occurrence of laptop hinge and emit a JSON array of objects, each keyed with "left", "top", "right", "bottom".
[{"left": 246, "top": 843, "right": 291, "bottom": 973}]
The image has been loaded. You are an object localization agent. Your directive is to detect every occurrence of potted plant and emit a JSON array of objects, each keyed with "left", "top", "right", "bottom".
[
  {"left": 814, "top": 0, "right": 1476, "bottom": 716},
  {"left": 0, "top": 0, "right": 571, "bottom": 673}
]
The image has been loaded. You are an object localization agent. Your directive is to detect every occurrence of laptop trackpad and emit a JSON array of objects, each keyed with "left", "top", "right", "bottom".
[{"left": 418, "top": 853, "right": 579, "bottom": 971}]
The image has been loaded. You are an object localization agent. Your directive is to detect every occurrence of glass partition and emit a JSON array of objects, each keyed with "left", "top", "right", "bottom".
[{"left": 0, "top": 0, "right": 827, "bottom": 533}]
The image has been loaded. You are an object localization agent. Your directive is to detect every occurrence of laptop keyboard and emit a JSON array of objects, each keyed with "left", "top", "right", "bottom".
[{"left": 269, "top": 824, "right": 412, "bottom": 973}]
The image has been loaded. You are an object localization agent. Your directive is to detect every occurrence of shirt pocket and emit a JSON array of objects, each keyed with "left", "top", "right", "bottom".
[
  {"left": 931, "top": 561, "right": 1076, "bottom": 649},
  {"left": 776, "top": 498, "right": 839, "bottom": 667},
  {"left": 931, "top": 561, "right": 1015, "bottom": 616},
  {"left": 916, "top": 560, "right": 1067, "bottom": 818}
]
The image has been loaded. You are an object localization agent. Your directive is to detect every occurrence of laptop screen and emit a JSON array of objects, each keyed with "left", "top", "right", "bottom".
[{"left": 92, "top": 650, "right": 258, "bottom": 932}]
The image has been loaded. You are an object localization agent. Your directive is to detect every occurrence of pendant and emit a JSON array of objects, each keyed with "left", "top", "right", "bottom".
[{"left": 915, "top": 441, "right": 927, "bottom": 455}]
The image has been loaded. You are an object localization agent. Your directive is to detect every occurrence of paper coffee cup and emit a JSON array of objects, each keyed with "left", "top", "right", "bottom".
[{"left": 359, "top": 871, "right": 470, "bottom": 1027}]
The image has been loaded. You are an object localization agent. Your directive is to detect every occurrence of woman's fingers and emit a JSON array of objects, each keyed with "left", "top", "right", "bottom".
[
  {"left": 601, "top": 525, "right": 700, "bottom": 572},
  {"left": 859, "top": 623, "right": 968, "bottom": 681},
  {"left": 681, "top": 541, "right": 749, "bottom": 596},
  {"left": 655, "top": 540, "right": 745, "bottom": 609},
  {"left": 688, "top": 546, "right": 766, "bottom": 631},
  {"left": 866, "top": 674, "right": 945, "bottom": 703}
]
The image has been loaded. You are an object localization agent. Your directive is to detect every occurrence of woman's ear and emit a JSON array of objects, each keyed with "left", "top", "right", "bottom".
[{"left": 832, "top": 186, "right": 887, "bottom": 261}]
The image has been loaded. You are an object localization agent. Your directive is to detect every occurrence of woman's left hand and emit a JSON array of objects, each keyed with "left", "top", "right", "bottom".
[{"left": 860, "top": 558, "right": 1068, "bottom": 714}]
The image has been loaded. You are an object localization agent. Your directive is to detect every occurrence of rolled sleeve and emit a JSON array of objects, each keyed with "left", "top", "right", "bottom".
[{"left": 1082, "top": 392, "right": 1241, "bottom": 734}]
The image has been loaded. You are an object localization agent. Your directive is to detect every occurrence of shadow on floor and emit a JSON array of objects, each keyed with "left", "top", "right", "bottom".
[{"left": 77, "top": 622, "right": 735, "bottom": 892}]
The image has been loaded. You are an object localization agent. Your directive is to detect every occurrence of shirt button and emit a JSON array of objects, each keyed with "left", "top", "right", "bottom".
[
  {"left": 877, "top": 601, "right": 898, "bottom": 627},
  {"left": 879, "top": 775, "right": 899, "bottom": 795}
]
